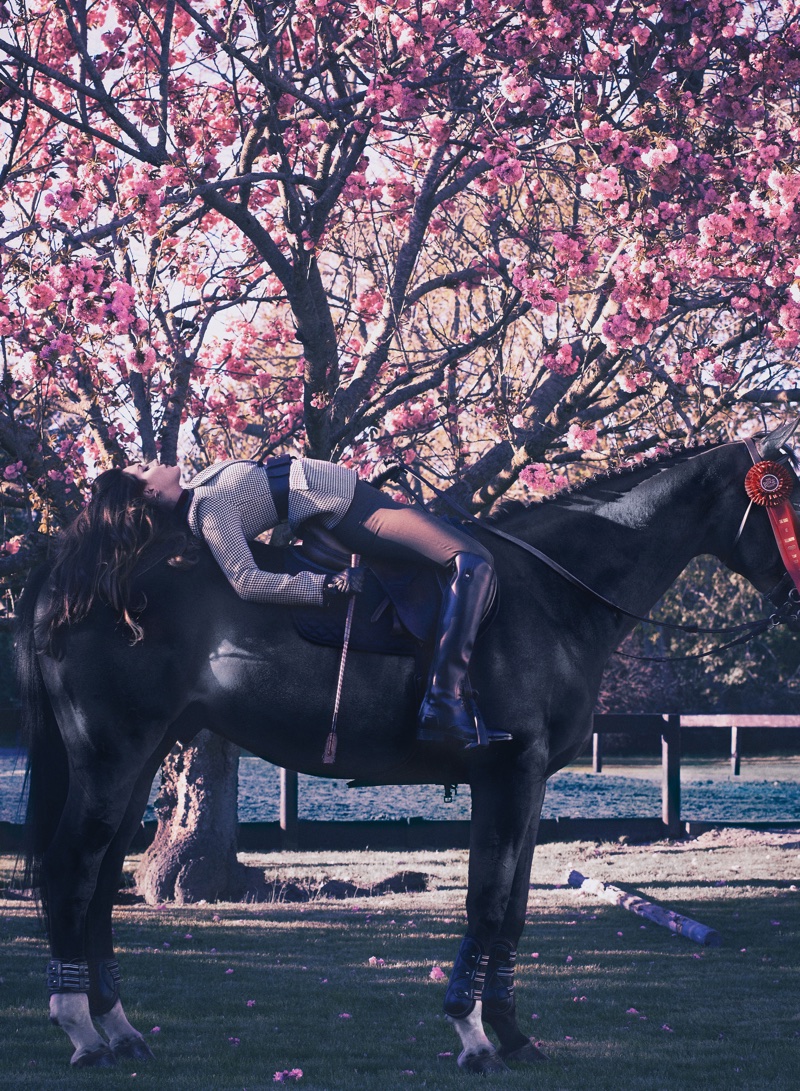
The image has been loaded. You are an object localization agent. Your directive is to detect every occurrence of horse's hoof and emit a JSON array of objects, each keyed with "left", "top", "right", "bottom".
[
  {"left": 499, "top": 1038, "right": 548, "bottom": 1064},
  {"left": 112, "top": 1035, "right": 156, "bottom": 1062},
  {"left": 71, "top": 1044, "right": 117, "bottom": 1068},
  {"left": 458, "top": 1047, "right": 509, "bottom": 1075}
]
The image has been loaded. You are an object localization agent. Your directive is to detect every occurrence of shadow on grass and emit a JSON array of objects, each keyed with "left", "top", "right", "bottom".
[{"left": 1, "top": 891, "right": 798, "bottom": 1091}]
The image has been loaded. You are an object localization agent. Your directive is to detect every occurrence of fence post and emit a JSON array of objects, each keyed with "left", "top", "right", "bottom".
[
  {"left": 279, "top": 768, "right": 299, "bottom": 850},
  {"left": 730, "top": 725, "right": 740, "bottom": 776},
  {"left": 661, "top": 715, "right": 682, "bottom": 838},
  {"left": 592, "top": 731, "right": 603, "bottom": 773}
]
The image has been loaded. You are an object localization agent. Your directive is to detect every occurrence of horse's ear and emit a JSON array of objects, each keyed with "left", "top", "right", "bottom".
[{"left": 758, "top": 419, "right": 800, "bottom": 460}]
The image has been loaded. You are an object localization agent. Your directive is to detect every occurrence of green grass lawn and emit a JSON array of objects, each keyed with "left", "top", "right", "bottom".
[{"left": 1, "top": 831, "right": 799, "bottom": 1090}]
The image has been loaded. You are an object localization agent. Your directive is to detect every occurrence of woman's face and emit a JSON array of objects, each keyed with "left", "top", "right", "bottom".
[{"left": 123, "top": 460, "right": 181, "bottom": 503}]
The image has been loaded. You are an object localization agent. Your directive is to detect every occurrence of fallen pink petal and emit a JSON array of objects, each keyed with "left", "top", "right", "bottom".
[
  {"left": 225, "top": 968, "right": 234, "bottom": 974},
  {"left": 429, "top": 965, "right": 447, "bottom": 981},
  {"left": 437, "top": 1051, "right": 453, "bottom": 1058},
  {"left": 339, "top": 1012, "right": 352, "bottom": 1019},
  {"left": 228, "top": 1036, "right": 240, "bottom": 1046},
  {"left": 661, "top": 1024, "right": 673, "bottom": 1032},
  {"left": 565, "top": 955, "right": 573, "bottom": 963},
  {"left": 246, "top": 1000, "right": 256, "bottom": 1007},
  {"left": 150, "top": 1027, "right": 161, "bottom": 1035}
]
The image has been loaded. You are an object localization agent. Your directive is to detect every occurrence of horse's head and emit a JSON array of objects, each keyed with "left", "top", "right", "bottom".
[{"left": 722, "top": 419, "right": 800, "bottom": 607}]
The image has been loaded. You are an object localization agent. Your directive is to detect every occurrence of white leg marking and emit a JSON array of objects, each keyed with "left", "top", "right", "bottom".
[
  {"left": 447, "top": 1000, "right": 498, "bottom": 1067},
  {"left": 50, "top": 993, "right": 108, "bottom": 1061},
  {"left": 94, "top": 999, "right": 141, "bottom": 1048}
]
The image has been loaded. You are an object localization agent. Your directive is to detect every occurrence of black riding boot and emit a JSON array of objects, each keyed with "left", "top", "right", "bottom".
[{"left": 417, "top": 552, "right": 511, "bottom": 748}]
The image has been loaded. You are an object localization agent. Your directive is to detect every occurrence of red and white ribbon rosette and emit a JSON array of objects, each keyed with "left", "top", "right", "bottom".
[{"left": 744, "top": 460, "right": 800, "bottom": 590}]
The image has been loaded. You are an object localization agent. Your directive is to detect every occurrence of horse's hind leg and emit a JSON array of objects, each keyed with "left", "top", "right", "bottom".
[
  {"left": 444, "top": 754, "right": 548, "bottom": 1073},
  {"left": 44, "top": 752, "right": 162, "bottom": 1067},
  {"left": 84, "top": 747, "right": 175, "bottom": 1062}
]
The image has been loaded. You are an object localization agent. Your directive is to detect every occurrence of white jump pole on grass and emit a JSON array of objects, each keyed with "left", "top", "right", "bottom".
[{"left": 567, "top": 869, "right": 722, "bottom": 947}]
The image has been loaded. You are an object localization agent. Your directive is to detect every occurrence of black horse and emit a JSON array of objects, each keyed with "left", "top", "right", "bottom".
[{"left": 15, "top": 424, "right": 800, "bottom": 1074}]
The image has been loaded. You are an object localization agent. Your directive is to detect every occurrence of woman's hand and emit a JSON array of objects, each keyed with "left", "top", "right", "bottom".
[{"left": 323, "top": 566, "right": 366, "bottom": 603}]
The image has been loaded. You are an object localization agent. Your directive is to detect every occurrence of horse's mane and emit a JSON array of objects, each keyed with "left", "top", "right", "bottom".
[{"left": 488, "top": 437, "right": 728, "bottom": 526}]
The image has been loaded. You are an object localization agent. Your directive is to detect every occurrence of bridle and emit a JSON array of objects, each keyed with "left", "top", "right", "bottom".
[{"left": 395, "top": 439, "right": 800, "bottom": 658}]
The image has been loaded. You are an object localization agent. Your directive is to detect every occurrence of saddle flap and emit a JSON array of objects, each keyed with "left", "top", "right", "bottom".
[{"left": 284, "top": 546, "right": 439, "bottom": 655}]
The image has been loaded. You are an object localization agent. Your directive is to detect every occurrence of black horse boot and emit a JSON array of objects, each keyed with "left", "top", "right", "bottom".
[{"left": 417, "top": 552, "right": 511, "bottom": 748}]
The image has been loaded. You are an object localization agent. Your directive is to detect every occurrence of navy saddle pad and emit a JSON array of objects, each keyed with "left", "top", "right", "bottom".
[{"left": 284, "top": 542, "right": 444, "bottom": 656}]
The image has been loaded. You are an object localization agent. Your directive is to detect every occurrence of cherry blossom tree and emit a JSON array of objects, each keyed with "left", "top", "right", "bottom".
[{"left": 4, "top": 0, "right": 800, "bottom": 897}]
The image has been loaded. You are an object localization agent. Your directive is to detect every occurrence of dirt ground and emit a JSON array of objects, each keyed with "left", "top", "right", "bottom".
[
  {"left": 217, "top": 825, "right": 800, "bottom": 916},
  {"left": 531, "top": 826, "right": 800, "bottom": 887}
]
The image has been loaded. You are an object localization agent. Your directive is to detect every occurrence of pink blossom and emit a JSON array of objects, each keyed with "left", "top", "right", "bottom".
[
  {"left": 580, "top": 167, "right": 624, "bottom": 203},
  {"left": 455, "top": 27, "right": 485, "bottom": 56},
  {"left": 520, "top": 462, "right": 564, "bottom": 494},
  {"left": 712, "top": 363, "right": 738, "bottom": 386},
  {"left": 427, "top": 118, "right": 451, "bottom": 146},
  {"left": 273, "top": 1070, "right": 303, "bottom": 1084},
  {"left": 0, "top": 535, "right": 23, "bottom": 556},
  {"left": 567, "top": 423, "right": 598, "bottom": 452},
  {"left": 429, "top": 966, "right": 447, "bottom": 982}
]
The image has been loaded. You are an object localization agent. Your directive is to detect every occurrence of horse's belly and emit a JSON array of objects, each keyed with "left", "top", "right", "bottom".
[{"left": 203, "top": 638, "right": 421, "bottom": 778}]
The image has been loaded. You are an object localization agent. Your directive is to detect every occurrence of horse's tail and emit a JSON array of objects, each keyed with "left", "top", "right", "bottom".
[{"left": 15, "top": 565, "right": 67, "bottom": 897}]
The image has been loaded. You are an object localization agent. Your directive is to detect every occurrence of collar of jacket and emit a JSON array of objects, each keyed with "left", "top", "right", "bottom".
[{"left": 185, "top": 458, "right": 256, "bottom": 489}]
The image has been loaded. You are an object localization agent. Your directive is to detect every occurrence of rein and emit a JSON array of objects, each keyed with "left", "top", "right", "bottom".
[{"left": 396, "top": 445, "right": 800, "bottom": 658}]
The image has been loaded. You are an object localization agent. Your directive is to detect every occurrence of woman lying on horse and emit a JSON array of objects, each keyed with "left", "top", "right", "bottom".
[{"left": 45, "top": 453, "right": 509, "bottom": 750}]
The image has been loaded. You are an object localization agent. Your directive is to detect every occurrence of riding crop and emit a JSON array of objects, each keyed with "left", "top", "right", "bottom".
[{"left": 323, "top": 552, "right": 360, "bottom": 765}]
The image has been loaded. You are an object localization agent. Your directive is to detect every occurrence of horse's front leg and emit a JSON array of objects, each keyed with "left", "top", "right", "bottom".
[
  {"left": 444, "top": 751, "right": 547, "bottom": 1074},
  {"left": 480, "top": 808, "right": 549, "bottom": 1065}
]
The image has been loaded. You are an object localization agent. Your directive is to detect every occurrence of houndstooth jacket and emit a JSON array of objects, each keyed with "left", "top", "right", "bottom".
[{"left": 185, "top": 458, "right": 357, "bottom": 607}]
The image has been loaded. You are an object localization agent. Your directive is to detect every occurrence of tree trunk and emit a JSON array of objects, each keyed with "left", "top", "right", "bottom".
[{"left": 135, "top": 731, "right": 248, "bottom": 904}]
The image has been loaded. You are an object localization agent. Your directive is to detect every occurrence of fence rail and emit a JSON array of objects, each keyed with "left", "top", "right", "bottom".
[
  {"left": 1, "top": 714, "right": 798, "bottom": 852},
  {"left": 273, "top": 714, "right": 800, "bottom": 848}
]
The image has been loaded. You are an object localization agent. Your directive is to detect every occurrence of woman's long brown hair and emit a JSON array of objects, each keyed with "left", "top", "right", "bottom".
[{"left": 44, "top": 467, "right": 194, "bottom": 645}]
